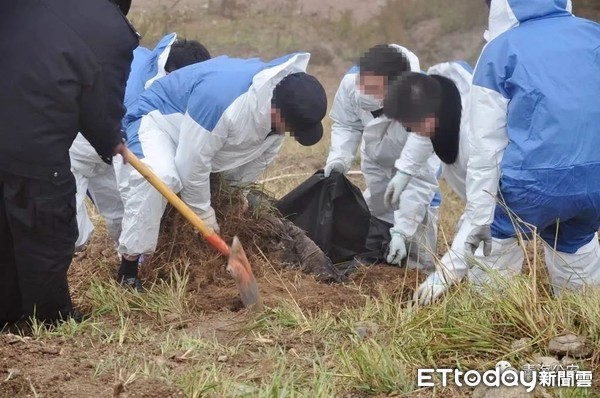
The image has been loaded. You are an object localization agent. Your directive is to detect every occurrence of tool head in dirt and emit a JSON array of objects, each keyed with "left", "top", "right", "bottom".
[{"left": 226, "top": 236, "right": 259, "bottom": 307}]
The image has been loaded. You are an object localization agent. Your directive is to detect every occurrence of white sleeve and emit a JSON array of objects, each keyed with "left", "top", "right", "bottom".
[
  {"left": 465, "top": 85, "right": 509, "bottom": 226},
  {"left": 392, "top": 154, "right": 440, "bottom": 238},
  {"left": 326, "top": 74, "right": 364, "bottom": 170},
  {"left": 223, "top": 135, "right": 284, "bottom": 185},
  {"left": 174, "top": 112, "right": 228, "bottom": 216},
  {"left": 394, "top": 132, "right": 435, "bottom": 176}
]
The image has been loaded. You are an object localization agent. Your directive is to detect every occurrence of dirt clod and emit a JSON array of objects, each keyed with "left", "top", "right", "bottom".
[
  {"left": 473, "top": 385, "right": 536, "bottom": 398},
  {"left": 548, "top": 334, "right": 593, "bottom": 359},
  {"left": 113, "top": 382, "right": 125, "bottom": 397},
  {"left": 6, "top": 368, "right": 22, "bottom": 380},
  {"left": 561, "top": 356, "right": 577, "bottom": 367},
  {"left": 354, "top": 321, "right": 380, "bottom": 340},
  {"left": 532, "top": 355, "right": 560, "bottom": 368},
  {"left": 511, "top": 338, "right": 532, "bottom": 353}
]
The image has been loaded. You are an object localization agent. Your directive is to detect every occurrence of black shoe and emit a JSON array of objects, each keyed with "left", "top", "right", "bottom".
[
  {"left": 119, "top": 276, "right": 144, "bottom": 292},
  {"left": 66, "top": 309, "right": 88, "bottom": 323}
]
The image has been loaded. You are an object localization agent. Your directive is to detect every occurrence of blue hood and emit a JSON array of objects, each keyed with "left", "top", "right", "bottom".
[{"left": 124, "top": 32, "right": 177, "bottom": 109}]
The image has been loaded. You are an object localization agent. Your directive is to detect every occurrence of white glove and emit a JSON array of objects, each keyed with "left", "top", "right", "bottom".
[
  {"left": 199, "top": 207, "right": 220, "bottom": 234},
  {"left": 324, "top": 161, "right": 346, "bottom": 177},
  {"left": 384, "top": 170, "right": 412, "bottom": 210},
  {"left": 414, "top": 271, "right": 455, "bottom": 305},
  {"left": 386, "top": 232, "right": 407, "bottom": 265},
  {"left": 465, "top": 224, "right": 492, "bottom": 256}
]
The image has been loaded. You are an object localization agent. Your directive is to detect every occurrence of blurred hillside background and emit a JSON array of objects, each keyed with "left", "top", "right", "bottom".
[
  {"left": 125, "top": 0, "right": 600, "bottom": 197},
  {"left": 128, "top": 0, "right": 600, "bottom": 98}
]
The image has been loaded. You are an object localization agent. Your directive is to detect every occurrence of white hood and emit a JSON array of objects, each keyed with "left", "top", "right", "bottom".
[
  {"left": 486, "top": 0, "right": 572, "bottom": 42},
  {"left": 389, "top": 44, "right": 421, "bottom": 72}
]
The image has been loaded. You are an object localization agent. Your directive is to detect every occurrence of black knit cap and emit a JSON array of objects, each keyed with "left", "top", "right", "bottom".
[{"left": 273, "top": 72, "right": 327, "bottom": 146}]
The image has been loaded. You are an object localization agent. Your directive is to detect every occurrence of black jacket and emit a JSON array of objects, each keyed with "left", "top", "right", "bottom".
[{"left": 0, "top": 0, "right": 139, "bottom": 179}]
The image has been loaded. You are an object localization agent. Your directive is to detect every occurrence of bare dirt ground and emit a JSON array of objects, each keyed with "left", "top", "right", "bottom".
[
  {"left": 0, "top": 231, "right": 425, "bottom": 397},
  {"left": 0, "top": 182, "right": 432, "bottom": 396}
]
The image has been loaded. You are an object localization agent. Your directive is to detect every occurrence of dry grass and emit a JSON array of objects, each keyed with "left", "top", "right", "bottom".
[
  {"left": 3, "top": 3, "right": 600, "bottom": 397},
  {"left": 11, "top": 171, "right": 596, "bottom": 397}
]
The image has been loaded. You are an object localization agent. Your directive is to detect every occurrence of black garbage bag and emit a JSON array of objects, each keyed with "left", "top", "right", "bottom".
[{"left": 275, "top": 170, "right": 371, "bottom": 264}]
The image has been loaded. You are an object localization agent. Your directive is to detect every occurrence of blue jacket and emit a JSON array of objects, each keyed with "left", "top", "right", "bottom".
[
  {"left": 466, "top": 0, "right": 600, "bottom": 226},
  {"left": 123, "top": 52, "right": 311, "bottom": 215}
]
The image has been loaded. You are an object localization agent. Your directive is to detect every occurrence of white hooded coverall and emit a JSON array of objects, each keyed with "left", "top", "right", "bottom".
[
  {"left": 70, "top": 33, "right": 178, "bottom": 251},
  {"left": 465, "top": 0, "right": 600, "bottom": 296},
  {"left": 325, "top": 44, "right": 441, "bottom": 270},
  {"left": 116, "top": 53, "right": 310, "bottom": 256},
  {"left": 413, "top": 61, "right": 514, "bottom": 303}
]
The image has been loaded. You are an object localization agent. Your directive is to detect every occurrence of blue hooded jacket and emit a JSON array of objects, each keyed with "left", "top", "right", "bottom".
[{"left": 466, "top": 0, "right": 600, "bottom": 226}]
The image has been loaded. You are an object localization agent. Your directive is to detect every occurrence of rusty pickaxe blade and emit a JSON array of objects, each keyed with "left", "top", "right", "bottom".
[{"left": 125, "top": 149, "right": 260, "bottom": 307}]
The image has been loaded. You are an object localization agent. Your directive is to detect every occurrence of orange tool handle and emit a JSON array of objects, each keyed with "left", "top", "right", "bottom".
[{"left": 125, "top": 149, "right": 230, "bottom": 257}]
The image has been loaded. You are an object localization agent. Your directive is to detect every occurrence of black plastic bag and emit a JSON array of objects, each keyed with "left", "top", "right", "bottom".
[{"left": 275, "top": 170, "right": 371, "bottom": 264}]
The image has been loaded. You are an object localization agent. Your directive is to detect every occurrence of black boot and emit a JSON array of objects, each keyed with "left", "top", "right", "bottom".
[{"left": 117, "top": 257, "right": 144, "bottom": 292}]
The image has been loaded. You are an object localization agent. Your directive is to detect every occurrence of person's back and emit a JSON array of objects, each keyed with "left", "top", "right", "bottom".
[
  {"left": 0, "top": 0, "right": 138, "bottom": 325},
  {"left": 465, "top": 0, "right": 600, "bottom": 296},
  {"left": 473, "top": 0, "right": 600, "bottom": 194},
  {"left": 0, "top": 0, "right": 138, "bottom": 176},
  {"left": 124, "top": 34, "right": 177, "bottom": 110},
  {"left": 125, "top": 54, "right": 303, "bottom": 170}
]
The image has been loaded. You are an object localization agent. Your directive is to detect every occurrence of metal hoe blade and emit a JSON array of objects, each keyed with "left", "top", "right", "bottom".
[{"left": 226, "top": 236, "right": 260, "bottom": 307}]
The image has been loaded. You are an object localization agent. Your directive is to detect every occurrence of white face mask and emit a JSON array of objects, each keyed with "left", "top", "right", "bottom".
[{"left": 356, "top": 90, "right": 384, "bottom": 112}]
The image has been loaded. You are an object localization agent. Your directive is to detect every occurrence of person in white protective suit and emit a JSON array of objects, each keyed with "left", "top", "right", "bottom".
[
  {"left": 324, "top": 44, "right": 441, "bottom": 270},
  {"left": 463, "top": 0, "right": 600, "bottom": 295},
  {"left": 383, "top": 61, "right": 475, "bottom": 304},
  {"left": 70, "top": 33, "right": 211, "bottom": 253},
  {"left": 391, "top": 0, "right": 600, "bottom": 300},
  {"left": 116, "top": 52, "right": 327, "bottom": 290}
]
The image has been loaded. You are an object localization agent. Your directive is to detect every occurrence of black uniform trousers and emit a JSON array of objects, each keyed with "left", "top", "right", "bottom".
[{"left": 0, "top": 170, "right": 78, "bottom": 325}]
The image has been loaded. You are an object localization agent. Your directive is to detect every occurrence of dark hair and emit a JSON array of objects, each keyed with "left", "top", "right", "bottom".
[
  {"left": 384, "top": 72, "right": 462, "bottom": 164},
  {"left": 358, "top": 44, "right": 410, "bottom": 82},
  {"left": 164, "top": 39, "right": 211, "bottom": 72},
  {"left": 384, "top": 72, "right": 442, "bottom": 124},
  {"left": 485, "top": 0, "right": 491, "bottom": 8}
]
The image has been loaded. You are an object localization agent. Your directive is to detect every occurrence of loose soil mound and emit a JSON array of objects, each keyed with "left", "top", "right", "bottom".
[{"left": 70, "top": 179, "right": 426, "bottom": 314}]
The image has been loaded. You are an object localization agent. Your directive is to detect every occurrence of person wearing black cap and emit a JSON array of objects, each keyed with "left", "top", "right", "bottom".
[
  {"left": 272, "top": 72, "right": 326, "bottom": 147},
  {"left": 114, "top": 52, "right": 326, "bottom": 289},
  {"left": 0, "top": 0, "right": 138, "bottom": 325}
]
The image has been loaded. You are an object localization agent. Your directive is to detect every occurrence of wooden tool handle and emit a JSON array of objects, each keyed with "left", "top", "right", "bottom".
[{"left": 125, "top": 149, "right": 230, "bottom": 257}]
